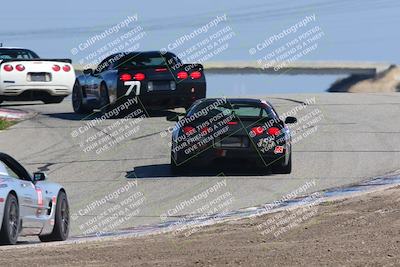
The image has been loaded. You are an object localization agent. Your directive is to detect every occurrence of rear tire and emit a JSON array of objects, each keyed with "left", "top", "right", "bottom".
[
  {"left": 72, "top": 81, "right": 93, "bottom": 114},
  {"left": 99, "top": 83, "right": 111, "bottom": 114},
  {"left": 170, "top": 153, "right": 180, "bottom": 174},
  {"left": 42, "top": 96, "right": 65, "bottom": 104},
  {"left": 273, "top": 153, "right": 292, "bottom": 174},
  {"left": 170, "top": 152, "right": 189, "bottom": 174},
  {"left": 170, "top": 158, "right": 179, "bottom": 174},
  {"left": 39, "top": 191, "right": 69, "bottom": 242},
  {"left": 0, "top": 194, "right": 19, "bottom": 245},
  {"left": 184, "top": 102, "right": 194, "bottom": 112}
]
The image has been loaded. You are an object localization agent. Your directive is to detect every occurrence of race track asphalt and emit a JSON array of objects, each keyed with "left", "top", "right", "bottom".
[{"left": 0, "top": 92, "right": 399, "bottom": 236}]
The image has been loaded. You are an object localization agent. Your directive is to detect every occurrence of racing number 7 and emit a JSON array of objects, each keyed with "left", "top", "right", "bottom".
[{"left": 124, "top": 81, "right": 141, "bottom": 96}]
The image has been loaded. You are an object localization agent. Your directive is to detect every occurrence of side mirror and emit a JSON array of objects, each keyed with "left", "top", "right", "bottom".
[
  {"left": 83, "top": 68, "right": 93, "bottom": 75},
  {"left": 166, "top": 114, "right": 179, "bottom": 122},
  {"left": 33, "top": 172, "right": 47, "bottom": 182},
  {"left": 284, "top": 116, "right": 297, "bottom": 124}
]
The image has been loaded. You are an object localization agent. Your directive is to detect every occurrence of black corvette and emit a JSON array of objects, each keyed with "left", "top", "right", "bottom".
[
  {"left": 72, "top": 51, "right": 206, "bottom": 114},
  {"left": 170, "top": 98, "right": 297, "bottom": 174}
]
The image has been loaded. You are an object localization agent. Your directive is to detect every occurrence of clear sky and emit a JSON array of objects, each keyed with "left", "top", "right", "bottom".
[
  {"left": 1, "top": 0, "right": 399, "bottom": 63},
  {"left": 1, "top": 0, "right": 399, "bottom": 94}
]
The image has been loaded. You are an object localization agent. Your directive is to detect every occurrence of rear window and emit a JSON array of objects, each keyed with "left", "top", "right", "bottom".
[
  {"left": 0, "top": 49, "right": 39, "bottom": 60},
  {"left": 188, "top": 101, "right": 274, "bottom": 119},
  {"left": 118, "top": 53, "right": 179, "bottom": 68}
]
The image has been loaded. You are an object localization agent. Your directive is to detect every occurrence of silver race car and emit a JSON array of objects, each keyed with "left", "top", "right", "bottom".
[{"left": 0, "top": 153, "right": 69, "bottom": 245}]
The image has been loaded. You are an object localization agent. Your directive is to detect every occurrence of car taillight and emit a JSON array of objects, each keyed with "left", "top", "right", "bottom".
[
  {"left": 63, "top": 65, "right": 71, "bottom": 72},
  {"left": 134, "top": 73, "right": 145, "bottom": 81},
  {"left": 183, "top": 126, "right": 195, "bottom": 135},
  {"left": 251, "top": 126, "right": 264, "bottom": 136},
  {"left": 52, "top": 65, "right": 61, "bottom": 72},
  {"left": 267, "top": 127, "right": 281, "bottom": 136},
  {"left": 190, "top": 71, "right": 202, "bottom": 79},
  {"left": 16, "top": 64, "right": 25, "bottom": 71},
  {"left": 120, "top": 73, "right": 132, "bottom": 81},
  {"left": 3, "top": 65, "right": 13, "bottom": 72},
  {"left": 201, "top": 127, "right": 210, "bottom": 134},
  {"left": 177, "top": 71, "right": 188, "bottom": 79}
]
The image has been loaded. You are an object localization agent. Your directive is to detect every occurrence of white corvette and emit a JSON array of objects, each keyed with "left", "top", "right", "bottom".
[
  {"left": 0, "top": 153, "right": 69, "bottom": 245},
  {"left": 0, "top": 47, "right": 75, "bottom": 104}
]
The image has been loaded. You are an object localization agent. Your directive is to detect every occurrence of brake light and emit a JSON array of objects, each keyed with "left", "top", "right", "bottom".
[
  {"left": 267, "top": 127, "right": 281, "bottom": 136},
  {"left": 251, "top": 126, "right": 264, "bottom": 136},
  {"left": 134, "top": 73, "right": 145, "bottom": 81},
  {"left": 177, "top": 71, "right": 188, "bottom": 79},
  {"left": 183, "top": 126, "right": 195, "bottom": 135},
  {"left": 3, "top": 65, "right": 13, "bottom": 72},
  {"left": 16, "top": 64, "right": 25, "bottom": 71},
  {"left": 201, "top": 127, "right": 210, "bottom": 134},
  {"left": 227, "top": 121, "right": 238, "bottom": 125},
  {"left": 120, "top": 73, "right": 132, "bottom": 81},
  {"left": 52, "top": 65, "right": 61, "bottom": 72},
  {"left": 63, "top": 65, "right": 71, "bottom": 72},
  {"left": 190, "top": 71, "right": 202, "bottom": 79}
]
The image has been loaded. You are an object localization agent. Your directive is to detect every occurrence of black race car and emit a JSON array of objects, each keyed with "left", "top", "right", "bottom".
[
  {"left": 169, "top": 98, "right": 297, "bottom": 174},
  {"left": 72, "top": 51, "right": 206, "bottom": 114}
]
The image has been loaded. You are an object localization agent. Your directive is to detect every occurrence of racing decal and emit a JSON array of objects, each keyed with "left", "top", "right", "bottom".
[
  {"left": 124, "top": 81, "right": 141, "bottom": 96},
  {"left": 274, "top": 146, "right": 284, "bottom": 154},
  {"left": 36, "top": 188, "right": 44, "bottom": 206}
]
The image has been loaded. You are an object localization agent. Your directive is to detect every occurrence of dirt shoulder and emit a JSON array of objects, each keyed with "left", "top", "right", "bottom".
[
  {"left": 1, "top": 186, "right": 400, "bottom": 267},
  {"left": 328, "top": 65, "right": 400, "bottom": 92}
]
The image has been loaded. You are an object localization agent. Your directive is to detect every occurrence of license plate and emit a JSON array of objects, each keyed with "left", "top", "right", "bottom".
[
  {"left": 148, "top": 81, "right": 175, "bottom": 91},
  {"left": 216, "top": 136, "right": 249, "bottom": 148},
  {"left": 29, "top": 73, "right": 50, "bottom": 82}
]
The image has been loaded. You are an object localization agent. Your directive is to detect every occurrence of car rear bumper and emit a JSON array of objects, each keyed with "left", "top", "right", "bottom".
[
  {"left": 137, "top": 93, "right": 201, "bottom": 109},
  {"left": 0, "top": 84, "right": 72, "bottom": 97},
  {"left": 0, "top": 89, "right": 69, "bottom": 101},
  {"left": 118, "top": 80, "right": 206, "bottom": 109},
  {"left": 177, "top": 144, "right": 290, "bottom": 167}
]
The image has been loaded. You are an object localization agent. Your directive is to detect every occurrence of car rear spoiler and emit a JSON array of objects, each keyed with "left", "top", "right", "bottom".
[
  {"left": 0, "top": 58, "right": 72, "bottom": 64},
  {"left": 182, "top": 63, "right": 204, "bottom": 71}
]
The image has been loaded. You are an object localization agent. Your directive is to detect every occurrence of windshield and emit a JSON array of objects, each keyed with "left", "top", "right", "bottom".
[{"left": 0, "top": 49, "right": 39, "bottom": 60}]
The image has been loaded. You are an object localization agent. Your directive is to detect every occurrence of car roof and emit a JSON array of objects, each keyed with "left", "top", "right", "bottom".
[
  {"left": 195, "top": 98, "right": 275, "bottom": 109},
  {"left": 0, "top": 152, "right": 13, "bottom": 159},
  {"left": 199, "top": 98, "right": 267, "bottom": 104},
  {"left": 123, "top": 51, "right": 177, "bottom": 60},
  {"left": 109, "top": 51, "right": 175, "bottom": 58},
  {"left": 126, "top": 51, "right": 174, "bottom": 56}
]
